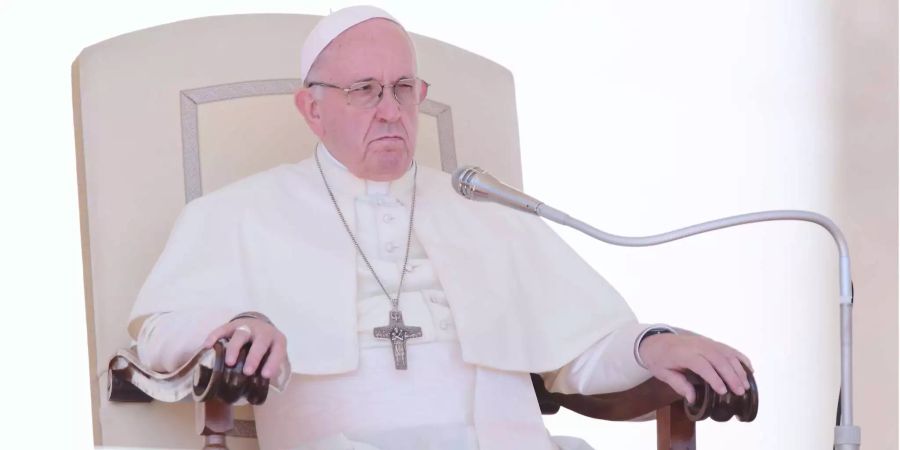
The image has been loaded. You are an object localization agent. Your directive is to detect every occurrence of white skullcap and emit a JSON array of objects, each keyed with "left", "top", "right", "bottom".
[{"left": 300, "top": 5, "right": 401, "bottom": 81}]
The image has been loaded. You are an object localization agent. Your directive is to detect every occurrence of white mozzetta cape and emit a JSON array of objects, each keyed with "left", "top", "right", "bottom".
[{"left": 130, "top": 151, "right": 637, "bottom": 375}]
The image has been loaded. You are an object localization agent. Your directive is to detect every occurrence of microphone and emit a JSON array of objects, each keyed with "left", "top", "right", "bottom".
[
  {"left": 451, "top": 164, "right": 859, "bottom": 449},
  {"left": 451, "top": 166, "right": 564, "bottom": 218}
]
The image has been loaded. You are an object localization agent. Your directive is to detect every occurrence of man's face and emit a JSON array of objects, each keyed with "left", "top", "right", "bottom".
[{"left": 297, "top": 19, "right": 420, "bottom": 181}]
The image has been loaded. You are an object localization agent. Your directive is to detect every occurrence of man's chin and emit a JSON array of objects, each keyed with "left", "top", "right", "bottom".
[{"left": 367, "top": 142, "right": 409, "bottom": 160}]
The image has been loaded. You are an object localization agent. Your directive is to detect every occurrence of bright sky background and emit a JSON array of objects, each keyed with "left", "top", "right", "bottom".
[{"left": 0, "top": 1, "right": 853, "bottom": 448}]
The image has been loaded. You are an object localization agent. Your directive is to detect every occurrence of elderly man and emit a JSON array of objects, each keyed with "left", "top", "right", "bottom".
[{"left": 129, "top": 5, "right": 752, "bottom": 450}]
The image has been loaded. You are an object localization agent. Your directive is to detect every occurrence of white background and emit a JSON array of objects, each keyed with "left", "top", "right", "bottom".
[{"left": 0, "top": 0, "right": 892, "bottom": 449}]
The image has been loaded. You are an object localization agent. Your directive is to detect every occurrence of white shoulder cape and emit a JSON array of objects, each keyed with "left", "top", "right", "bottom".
[{"left": 130, "top": 157, "right": 637, "bottom": 374}]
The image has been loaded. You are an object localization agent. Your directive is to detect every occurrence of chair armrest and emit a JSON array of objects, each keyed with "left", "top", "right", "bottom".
[
  {"left": 108, "top": 339, "right": 270, "bottom": 406},
  {"left": 531, "top": 367, "right": 759, "bottom": 423}
]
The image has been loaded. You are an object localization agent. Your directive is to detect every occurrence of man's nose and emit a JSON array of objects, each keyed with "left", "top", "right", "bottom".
[{"left": 373, "top": 88, "right": 402, "bottom": 122}]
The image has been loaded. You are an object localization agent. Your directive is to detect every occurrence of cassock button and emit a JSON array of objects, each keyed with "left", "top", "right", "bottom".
[
  {"left": 383, "top": 214, "right": 395, "bottom": 223},
  {"left": 385, "top": 242, "right": 399, "bottom": 253}
]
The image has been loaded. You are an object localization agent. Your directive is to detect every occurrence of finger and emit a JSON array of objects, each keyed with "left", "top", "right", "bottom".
[
  {"left": 655, "top": 369, "right": 696, "bottom": 404},
  {"left": 715, "top": 342, "right": 754, "bottom": 373},
  {"left": 203, "top": 323, "right": 234, "bottom": 348},
  {"left": 225, "top": 327, "right": 252, "bottom": 366},
  {"left": 704, "top": 352, "right": 745, "bottom": 396},
  {"left": 687, "top": 356, "right": 728, "bottom": 395},
  {"left": 729, "top": 355, "right": 751, "bottom": 390},
  {"left": 261, "top": 336, "right": 286, "bottom": 379},
  {"left": 243, "top": 335, "right": 273, "bottom": 376},
  {"left": 734, "top": 350, "right": 754, "bottom": 373}
]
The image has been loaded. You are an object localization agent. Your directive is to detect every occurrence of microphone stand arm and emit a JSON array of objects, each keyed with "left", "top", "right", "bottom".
[{"left": 533, "top": 205, "right": 860, "bottom": 450}]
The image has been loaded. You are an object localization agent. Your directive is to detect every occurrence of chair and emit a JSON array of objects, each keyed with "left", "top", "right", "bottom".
[{"left": 73, "top": 13, "right": 757, "bottom": 449}]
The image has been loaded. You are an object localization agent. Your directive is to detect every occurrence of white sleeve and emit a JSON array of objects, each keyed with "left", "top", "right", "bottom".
[
  {"left": 540, "top": 322, "right": 659, "bottom": 395},
  {"left": 135, "top": 307, "right": 235, "bottom": 373}
]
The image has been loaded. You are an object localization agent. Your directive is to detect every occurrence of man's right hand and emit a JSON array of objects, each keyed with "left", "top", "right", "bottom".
[{"left": 202, "top": 318, "right": 287, "bottom": 379}]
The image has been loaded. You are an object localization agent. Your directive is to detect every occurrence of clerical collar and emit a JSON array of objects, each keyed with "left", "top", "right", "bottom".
[{"left": 316, "top": 143, "right": 416, "bottom": 198}]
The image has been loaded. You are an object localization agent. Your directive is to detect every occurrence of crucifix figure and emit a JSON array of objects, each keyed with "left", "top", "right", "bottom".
[{"left": 373, "top": 310, "right": 423, "bottom": 370}]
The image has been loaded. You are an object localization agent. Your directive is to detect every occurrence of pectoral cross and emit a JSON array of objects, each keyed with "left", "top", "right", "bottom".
[{"left": 373, "top": 310, "right": 422, "bottom": 370}]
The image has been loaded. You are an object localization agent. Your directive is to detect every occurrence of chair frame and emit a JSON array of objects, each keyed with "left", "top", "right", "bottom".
[{"left": 109, "top": 344, "right": 758, "bottom": 450}]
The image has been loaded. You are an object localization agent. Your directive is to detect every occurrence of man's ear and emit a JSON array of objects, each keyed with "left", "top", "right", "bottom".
[{"left": 295, "top": 88, "right": 325, "bottom": 138}]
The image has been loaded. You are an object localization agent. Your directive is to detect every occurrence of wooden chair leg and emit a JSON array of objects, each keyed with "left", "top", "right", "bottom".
[
  {"left": 196, "top": 399, "right": 234, "bottom": 450},
  {"left": 657, "top": 402, "right": 696, "bottom": 450}
]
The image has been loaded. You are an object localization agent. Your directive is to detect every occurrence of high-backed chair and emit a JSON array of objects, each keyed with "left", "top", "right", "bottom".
[{"left": 73, "top": 14, "right": 756, "bottom": 450}]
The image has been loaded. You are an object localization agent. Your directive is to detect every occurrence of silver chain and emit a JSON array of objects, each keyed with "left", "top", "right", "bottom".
[{"left": 315, "top": 151, "right": 417, "bottom": 311}]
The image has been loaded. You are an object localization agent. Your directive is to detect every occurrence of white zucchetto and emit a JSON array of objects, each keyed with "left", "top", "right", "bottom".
[{"left": 300, "top": 5, "right": 401, "bottom": 81}]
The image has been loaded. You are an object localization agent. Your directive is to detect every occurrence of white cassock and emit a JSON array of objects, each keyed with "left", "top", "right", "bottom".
[{"left": 130, "top": 144, "right": 662, "bottom": 450}]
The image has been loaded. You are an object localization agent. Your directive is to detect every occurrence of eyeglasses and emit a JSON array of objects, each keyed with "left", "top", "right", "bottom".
[{"left": 306, "top": 77, "right": 430, "bottom": 108}]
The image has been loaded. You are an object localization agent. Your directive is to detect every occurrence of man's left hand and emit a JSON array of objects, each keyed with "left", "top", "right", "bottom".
[{"left": 638, "top": 332, "right": 753, "bottom": 404}]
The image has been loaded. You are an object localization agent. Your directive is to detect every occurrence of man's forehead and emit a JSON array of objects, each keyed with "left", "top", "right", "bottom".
[
  {"left": 300, "top": 5, "right": 408, "bottom": 81},
  {"left": 308, "top": 22, "right": 417, "bottom": 84}
]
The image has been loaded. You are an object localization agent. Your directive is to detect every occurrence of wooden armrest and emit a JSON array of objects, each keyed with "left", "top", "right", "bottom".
[
  {"left": 108, "top": 339, "right": 270, "bottom": 406},
  {"left": 532, "top": 368, "right": 758, "bottom": 450},
  {"left": 531, "top": 367, "right": 759, "bottom": 423}
]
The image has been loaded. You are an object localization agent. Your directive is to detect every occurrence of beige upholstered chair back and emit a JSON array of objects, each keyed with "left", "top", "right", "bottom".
[{"left": 74, "top": 13, "right": 522, "bottom": 449}]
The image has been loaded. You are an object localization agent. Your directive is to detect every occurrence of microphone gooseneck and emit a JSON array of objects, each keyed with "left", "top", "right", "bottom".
[{"left": 451, "top": 165, "right": 860, "bottom": 450}]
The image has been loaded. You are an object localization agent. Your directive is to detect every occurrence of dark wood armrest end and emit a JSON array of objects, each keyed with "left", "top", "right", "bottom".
[
  {"left": 531, "top": 366, "right": 759, "bottom": 423},
  {"left": 107, "top": 340, "right": 270, "bottom": 406}
]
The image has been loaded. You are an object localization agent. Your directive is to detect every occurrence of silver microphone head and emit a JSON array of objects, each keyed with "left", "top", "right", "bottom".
[
  {"left": 451, "top": 166, "right": 486, "bottom": 199},
  {"left": 451, "top": 165, "right": 544, "bottom": 214}
]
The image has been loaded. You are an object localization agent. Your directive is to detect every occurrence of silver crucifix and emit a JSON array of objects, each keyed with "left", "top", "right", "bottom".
[{"left": 373, "top": 310, "right": 422, "bottom": 370}]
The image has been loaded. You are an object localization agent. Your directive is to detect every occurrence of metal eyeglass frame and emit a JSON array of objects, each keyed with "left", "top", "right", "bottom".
[{"left": 306, "top": 77, "right": 430, "bottom": 107}]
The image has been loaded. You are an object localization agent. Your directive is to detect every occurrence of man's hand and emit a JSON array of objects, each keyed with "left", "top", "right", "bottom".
[
  {"left": 202, "top": 318, "right": 287, "bottom": 379},
  {"left": 638, "top": 332, "right": 753, "bottom": 404}
]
